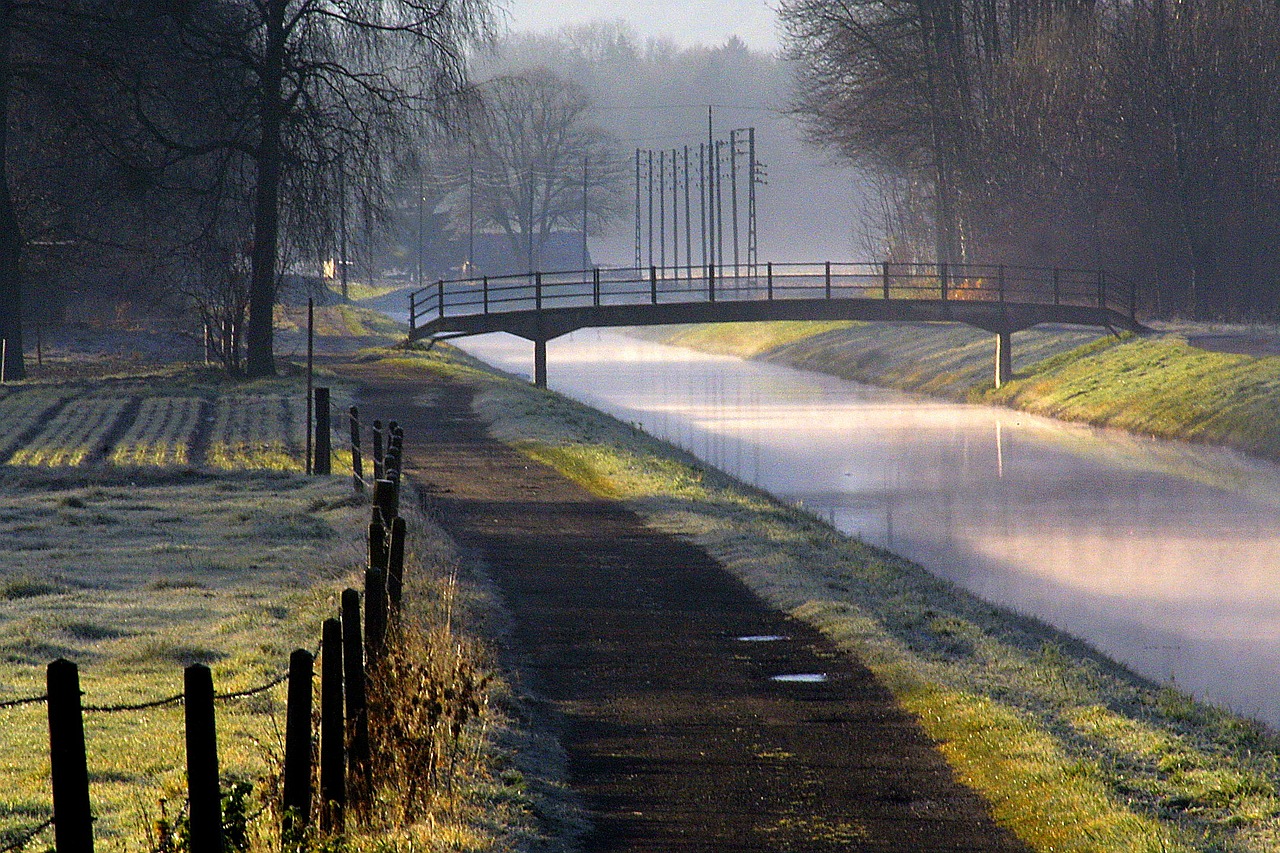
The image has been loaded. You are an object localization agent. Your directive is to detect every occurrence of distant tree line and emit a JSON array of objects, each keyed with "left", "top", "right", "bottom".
[
  {"left": 1, "top": 0, "right": 492, "bottom": 379},
  {"left": 476, "top": 26, "right": 860, "bottom": 266},
  {"left": 400, "top": 69, "right": 626, "bottom": 279},
  {"left": 781, "top": 0, "right": 1280, "bottom": 317}
]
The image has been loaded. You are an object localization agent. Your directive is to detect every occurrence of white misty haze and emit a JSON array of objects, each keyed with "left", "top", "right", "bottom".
[{"left": 504, "top": 0, "right": 781, "bottom": 53}]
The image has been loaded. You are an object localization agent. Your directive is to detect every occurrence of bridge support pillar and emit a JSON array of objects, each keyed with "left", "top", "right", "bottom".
[
  {"left": 994, "top": 331, "right": 1012, "bottom": 389},
  {"left": 534, "top": 339, "right": 547, "bottom": 389}
]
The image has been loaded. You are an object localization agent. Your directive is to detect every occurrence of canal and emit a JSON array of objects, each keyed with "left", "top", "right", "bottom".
[{"left": 456, "top": 328, "right": 1280, "bottom": 726}]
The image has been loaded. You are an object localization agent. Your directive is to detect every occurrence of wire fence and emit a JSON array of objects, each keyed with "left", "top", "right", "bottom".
[{"left": 2, "top": 393, "right": 408, "bottom": 851}]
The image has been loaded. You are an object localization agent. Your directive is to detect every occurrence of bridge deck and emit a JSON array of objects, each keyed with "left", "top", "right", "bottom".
[{"left": 408, "top": 262, "right": 1144, "bottom": 387}]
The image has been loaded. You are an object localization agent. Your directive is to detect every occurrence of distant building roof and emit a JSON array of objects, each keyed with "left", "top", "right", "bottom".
[{"left": 437, "top": 232, "right": 592, "bottom": 279}]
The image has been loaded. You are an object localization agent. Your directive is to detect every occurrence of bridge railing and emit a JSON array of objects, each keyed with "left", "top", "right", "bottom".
[{"left": 409, "top": 262, "right": 1139, "bottom": 331}]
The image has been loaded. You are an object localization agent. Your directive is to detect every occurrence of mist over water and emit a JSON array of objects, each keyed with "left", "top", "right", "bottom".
[{"left": 458, "top": 328, "right": 1280, "bottom": 725}]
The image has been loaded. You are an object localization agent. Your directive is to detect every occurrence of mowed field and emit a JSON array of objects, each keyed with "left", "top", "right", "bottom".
[
  {"left": 0, "top": 368, "right": 371, "bottom": 847},
  {"left": 0, "top": 372, "right": 325, "bottom": 472}
]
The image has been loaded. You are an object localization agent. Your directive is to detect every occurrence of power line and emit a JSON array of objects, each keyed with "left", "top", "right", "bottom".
[{"left": 634, "top": 124, "right": 763, "bottom": 282}]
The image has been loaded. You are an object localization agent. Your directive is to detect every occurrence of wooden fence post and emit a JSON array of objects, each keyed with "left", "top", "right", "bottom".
[
  {"left": 387, "top": 517, "right": 406, "bottom": 616},
  {"left": 305, "top": 299, "right": 313, "bottom": 475},
  {"left": 369, "top": 520, "right": 388, "bottom": 572},
  {"left": 341, "top": 590, "right": 372, "bottom": 810},
  {"left": 385, "top": 424, "right": 402, "bottom": 482},
  {"left": 364, "top": 565, "right": 387, "bottom": 663},
  {"left": 314, "top": 388, "right": 331, "bottom": 475},
  {"left": 349, "top": 407, "right": 364, "bottom": 493},
  {"left": 320, "top": 619, "right": 345, "bottom": 833},
  {"left": 372, "top": 420, "right": 384, "bottom": 482},
  {"left": 373, "top": 479, "right": 398, "bottom": 529},
  {"left": 282, "top": 649, "right": 313, "bottom": 845},
  {"left": 382, "top": 421, "right": 397, "bottom": 480},
  {"left": 47, "top": 659, "right": 93, "bottom": 853},
  {"left": 184, "top": 664, "right": 223, "bottom": 853}
]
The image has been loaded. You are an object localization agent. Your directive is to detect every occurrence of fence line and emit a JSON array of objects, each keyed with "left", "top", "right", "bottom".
[{"left": 17, "top": 403, "right": 412, "bottom": 850}]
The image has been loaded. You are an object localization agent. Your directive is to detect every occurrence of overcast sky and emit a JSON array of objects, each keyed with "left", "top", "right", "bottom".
[{"left": 502, "top": 0, "right": 782, "bottom": 53}]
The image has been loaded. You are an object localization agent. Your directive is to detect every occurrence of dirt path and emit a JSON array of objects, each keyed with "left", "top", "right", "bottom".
[{"left": 348, "top": 364, "right": 1029, "bottom": 852}]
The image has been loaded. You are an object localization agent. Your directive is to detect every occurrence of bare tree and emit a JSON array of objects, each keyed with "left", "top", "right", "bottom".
[
  {"left": 0, "top": 1, "right": 21, "bottom": 379},
  {"left": 780, "top": 0, "right": 1280, "bottom": 317},
  {"left": 456, "top": 71, "right": 625, "bottom": 273},
  {"left": 135, "top": 0, "right": 494, "bottom": 376}
]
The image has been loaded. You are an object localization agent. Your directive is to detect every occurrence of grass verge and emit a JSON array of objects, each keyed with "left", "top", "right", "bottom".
[
  {"left": 647, "top": 320, "right": 1280, "bottom": 464},
  {"left": 0, "top": 361, "right": 556, "bottom": 852},
  {"left": 392, "top": 340, "right": 1280, "bottom": 853}
]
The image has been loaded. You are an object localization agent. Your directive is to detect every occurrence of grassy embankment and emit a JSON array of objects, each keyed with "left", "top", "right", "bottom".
[
  {"left": 0, "top": 330, "right": 553, "bottom": 851},
  {"left": 392, "top": 340, "right": 1280, "bottom": 853},
  {"left": 652, "top": 320, "right": 1280, "bottom": 461}
]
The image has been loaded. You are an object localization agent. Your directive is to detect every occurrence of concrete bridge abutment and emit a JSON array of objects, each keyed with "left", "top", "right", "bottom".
[
  {"left": 995, "top": 330, "right": 1013, "bottom": 389},
  {"left": 534, "top": 338, "right": 548, "bottom": 389}
]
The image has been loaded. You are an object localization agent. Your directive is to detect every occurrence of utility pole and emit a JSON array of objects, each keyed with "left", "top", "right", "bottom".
[
  {"left": 582, "top": 155, "right": 589, "bottom": 272},
  {"left": 338, "top": 151, "right": 348, "bottom": 300},
  {"left": 416, "top": 167, "right": 424, "bottom": 290},
  {"left": 730, "top": 129, "right": 740, "bottom": 280},
  {"left": 659, "top": 149, "right": 666, "bottom": 270},
  {"left": 684, "top": 146, "right": 692, "bottom": 286},
  {"left": 748, "top": 128, "right": 759, "bottom": 276},
  {"left": 699, "top": 143, "right": 707, "bottom": 271},
  {"left": 467, "top": 165, "right": 475, "bottom": 274},
  {"left": 707, "top": 106, "right": 715, "bottom": 275},
  {"left": 527, "top": 170, "right": 535, "bottom": 274},
  {"left": 671, "top": 149, "right": 679, "bottom": 275},
  {"left": 647, "top": 150, "right": 654, "bottom": 268},
  {"left": 715, "top": 139, "right": 725, "bottom": 271},
  {"left": 634, "top": 149, "right": 642, "bottom": 269}
]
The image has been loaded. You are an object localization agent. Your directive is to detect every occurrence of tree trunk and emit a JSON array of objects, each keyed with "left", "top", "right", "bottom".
[
  {"left": 245, "top": 0, "right": 287, "bottom": 378},
  {"left": 0, "top": 0, "right": 26, "bottom": 381}
]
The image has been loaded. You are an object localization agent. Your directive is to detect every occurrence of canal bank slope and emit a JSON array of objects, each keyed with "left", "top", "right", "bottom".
[
  {"left": 647, "top": 321, "right": 1280, "bottom": 464},
  {"left": 370, "top": 344, "right": 1280, "bottom": 853}
]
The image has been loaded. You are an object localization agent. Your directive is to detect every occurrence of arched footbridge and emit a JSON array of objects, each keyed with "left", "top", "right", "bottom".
[{"left": 408, "top": 262, "right": 1146, "bottom": 388}]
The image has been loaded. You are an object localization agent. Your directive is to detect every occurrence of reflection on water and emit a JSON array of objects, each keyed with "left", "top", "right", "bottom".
[{"left": 457, "top": 329, "right": 1280, "bottom": 724}]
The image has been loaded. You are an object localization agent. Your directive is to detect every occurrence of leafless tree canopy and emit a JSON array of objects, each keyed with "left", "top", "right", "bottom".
[
  {"left": 449, "top": 71, "right": 625, "bottom": 272},
  {"left": 781, "top": 0, "right": 1280, "bottom": 317},
  {"left": 0, "top": 0, "right": 495, "bottom": 377}
]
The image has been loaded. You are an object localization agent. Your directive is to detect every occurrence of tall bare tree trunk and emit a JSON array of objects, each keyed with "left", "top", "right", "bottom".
[
  {"left": 0, "top": 0, "right": 26, "bottom": 381},
  {"left": 246, "top": 0, "right": 286, "bottom": 378}
]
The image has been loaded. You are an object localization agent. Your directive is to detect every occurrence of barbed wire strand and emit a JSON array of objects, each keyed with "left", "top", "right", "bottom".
[
  {"left": 0, "top": 694, "right": 47, "bottom": 710},
  {"left": 214, "top": 668, "right": 290, "bottom": 702},
  {"left": 84, "top": 654, "right": 304, "bottom": 713},
  {"left": 84, "top": 693, "right": 183, "bottom": 713}
]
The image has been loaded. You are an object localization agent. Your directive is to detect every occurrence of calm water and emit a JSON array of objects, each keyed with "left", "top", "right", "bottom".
[{"left": 457, "top": 329, "right": 1280, "bottom": 724}]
